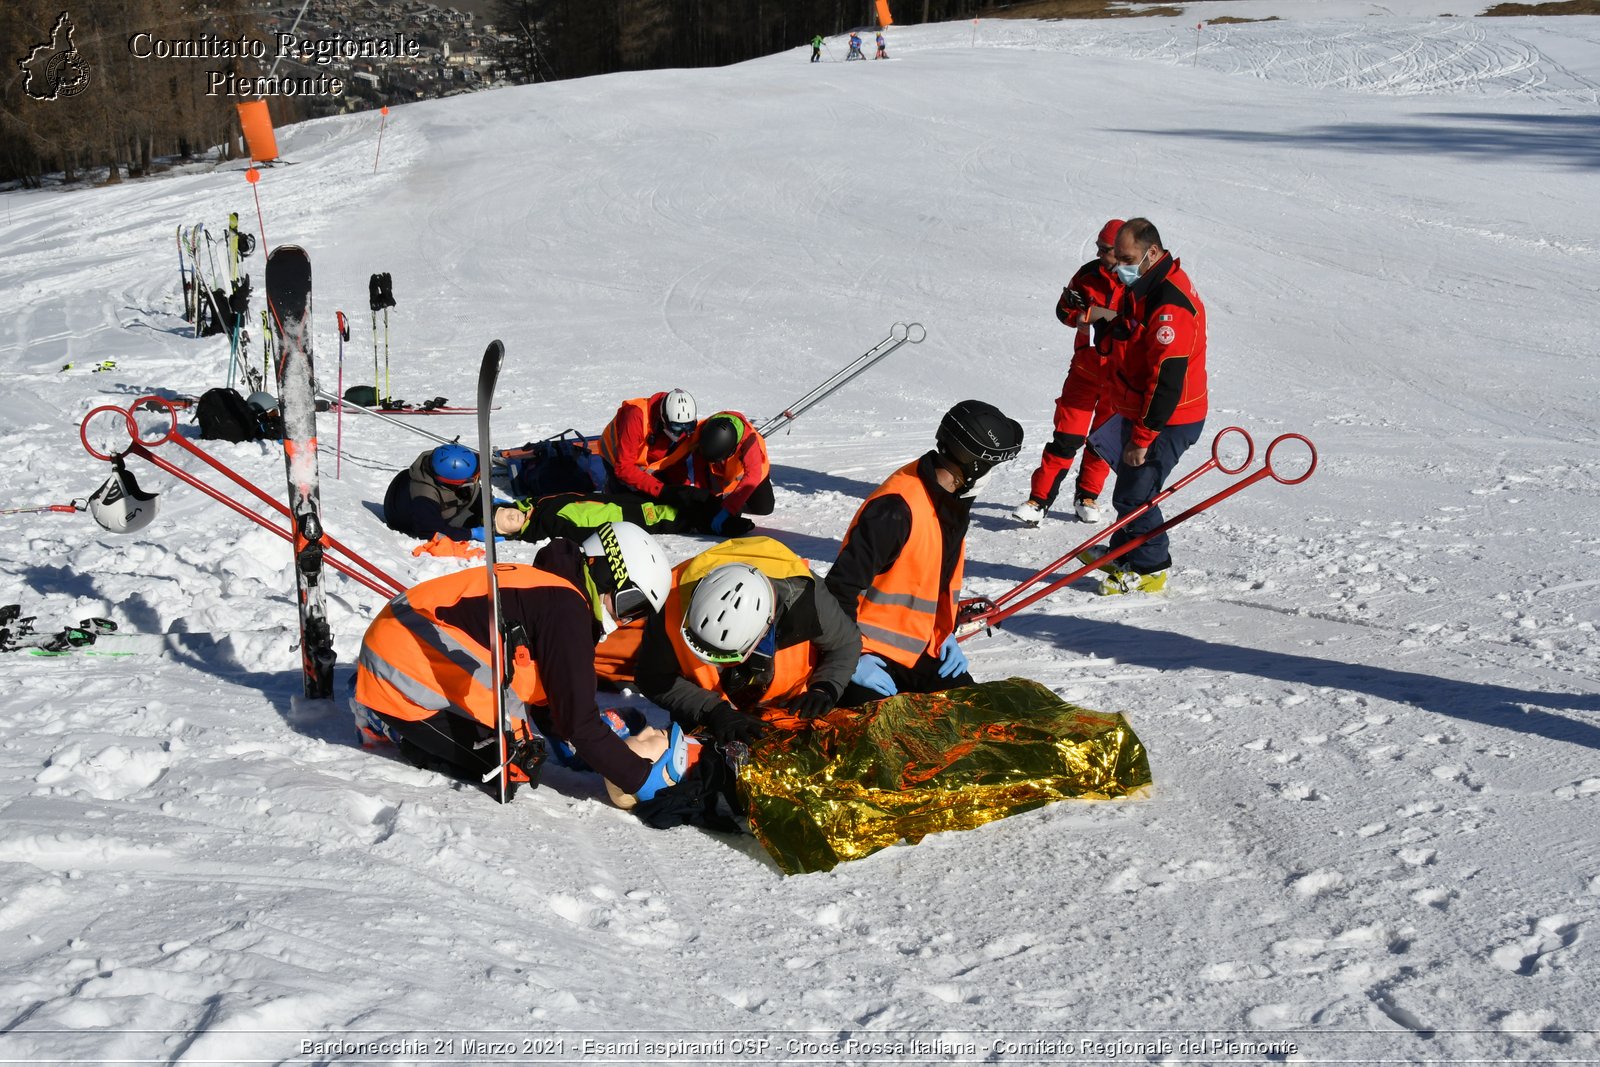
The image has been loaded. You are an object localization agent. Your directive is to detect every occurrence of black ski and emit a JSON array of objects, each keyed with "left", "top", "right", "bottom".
[
  {"left": 266, "top": 246, "right": 336, "bottom": 699},
  {"left": 475, "top": 340, "right": 512, "bottom": 801}
]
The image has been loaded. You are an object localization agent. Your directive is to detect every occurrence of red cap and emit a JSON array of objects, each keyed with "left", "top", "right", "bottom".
[{"left": 1097, "top": 218, "right": 1124, "bottom": 249}]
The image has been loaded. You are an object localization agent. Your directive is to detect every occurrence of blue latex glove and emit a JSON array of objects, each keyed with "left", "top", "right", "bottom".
[
  {"left": 937, "top": 634, "right": 969, "bottom": 678},
  {"left": 634, "top": 722, "right": 690, "bottom": 802},
  {"left": 709, "top": 508, "right": 730, "bottom": 535},
  {"left": 850, "top": 654, "right": 898, "bottom": 697},
  {"left": 468, "top": 526, "right": 505, "bottom": 543}
]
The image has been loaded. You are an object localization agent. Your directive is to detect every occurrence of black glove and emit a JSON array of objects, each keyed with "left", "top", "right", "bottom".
[
  {"left": 788, "top": 685, "right": 836, "bottom": 720},
  {"left": 703, "top": 701, "right": 770, "bottom": 745},
  {"left": 658, "top": 483, "right": 714, "bottom": 509},
  {"left": 1059, "top": 286, "right": 1088, "bottom": 311}
]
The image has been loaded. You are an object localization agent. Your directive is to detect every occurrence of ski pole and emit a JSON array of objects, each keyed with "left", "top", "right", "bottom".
[
  {"left": 372, "top": 309, "right": 379, "bottom": 399},
  {"left": 0, "top": 500, "right": 86, "bottom": 516},
  {"left": 758, "top": 321, "right": 925, "bottom": 437},
  {"left": 383, "top": 307, "right": 391, "bottom": 406},
  {"left": 960, "top": 433, "right": 1317, "bottom": 637},
  {"left": 313, "top": 387, "right": 482, "bottom": 455},
  {"left": 245, "top": 168, "right": 269, "bottom": 259},
  {"left": 81, "top": 398, "right": 405, "bottom": 599},
  {"left": 967, "top": 426, "right": 1254, "bottom": 624},
  {"left": 336, "top": 310, "right": 349, "bottom": 479},
  {"left": 373, "top": 106, "right": 389, "bottom": 173}
]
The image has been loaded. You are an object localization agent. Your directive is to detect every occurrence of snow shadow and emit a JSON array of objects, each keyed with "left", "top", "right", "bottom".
[
  {"left": 1121, "top": 111, "right": 1600, "bottom": 170},
  {"left": 770, "top": 461, "right": 884, "bottom": 500},
  {"left": 10, "top": 562, "right": 329, "bottom": 732},
  {"left": 1006, "top": 614, "right": 1600, "bottom": 749}
]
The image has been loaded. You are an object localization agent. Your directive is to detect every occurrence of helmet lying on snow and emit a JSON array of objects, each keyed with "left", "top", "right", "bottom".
[{"left": 88, "top": 459, "right": 158, "bottom": 534}]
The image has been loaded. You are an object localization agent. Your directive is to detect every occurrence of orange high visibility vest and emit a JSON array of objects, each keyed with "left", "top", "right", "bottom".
[
  {"left": 694, "top": 411, "right": 769, "bottom": 495},
  {"left": 663, "top": 537, "right": 817, "bottom": 705},
  {"left": 845, "top": 462, "right": 962, "bottom": 667},
  {"left": 355, "top": 565, "right": 579, "bottom": 730},
  {"left": 599, "top": 395, "right": 694, "bottom": 475}
]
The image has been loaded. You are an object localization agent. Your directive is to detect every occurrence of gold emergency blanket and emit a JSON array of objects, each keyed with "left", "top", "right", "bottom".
[{"left": 738, "top": 678, "right": 1151, "bottom": 875}]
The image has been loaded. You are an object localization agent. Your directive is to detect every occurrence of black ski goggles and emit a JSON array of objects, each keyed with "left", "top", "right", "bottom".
[
  {"left": 664, "top": 419, "right": 696, "bottom": 440},
  {"left": 612, "top": 584, "right": 654, "bottom": 625}
]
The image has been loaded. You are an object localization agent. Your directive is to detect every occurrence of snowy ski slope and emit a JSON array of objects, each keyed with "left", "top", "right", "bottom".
[{"left": 1, "top": 3, "right": 1598, "bottom": 1062}]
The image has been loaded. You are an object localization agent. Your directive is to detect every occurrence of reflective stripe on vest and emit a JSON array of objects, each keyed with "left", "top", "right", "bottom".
[
  {"left": 354, "top": 565, "right": 572, "bottom": 728},
  {"left": 846, "top": 461, "right": 963, "bottom": 668},
  {"left": 663, "top": 536, "right": 817, "bottom": 703}
]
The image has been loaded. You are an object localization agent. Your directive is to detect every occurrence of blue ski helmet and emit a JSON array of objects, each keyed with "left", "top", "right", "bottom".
[{"left": 430, "top": 444, "right": 478, "bottom": 485}]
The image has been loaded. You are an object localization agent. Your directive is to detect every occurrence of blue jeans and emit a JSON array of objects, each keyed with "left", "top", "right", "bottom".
[{"left": 1109, "top": 419, "right": 1205, "bottom": 574}]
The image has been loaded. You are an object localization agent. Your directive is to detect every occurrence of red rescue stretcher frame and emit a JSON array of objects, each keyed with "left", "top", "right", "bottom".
[
  {"left": 80, "top": 396, "right": 405, "bottom": 601},
  {"left": 957, "top": 426, "right": 1318, "bottom": 638}
]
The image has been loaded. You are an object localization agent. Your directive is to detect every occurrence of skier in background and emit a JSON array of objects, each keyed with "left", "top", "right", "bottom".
[
  {"left": 847, "top": 32, "right": 864, "bottom": 60},
  {"left": 811, "top": 34, "right": 824, "bottom": 62},
  {"left": 1014, "top": 218, "right": 1126, "bottom": 528},
  {"left": 875, "top": 32, "right": 888, "bottom": 59},
  {"left": 828, "top": 401, "right": 1023, "bottom": 705}
]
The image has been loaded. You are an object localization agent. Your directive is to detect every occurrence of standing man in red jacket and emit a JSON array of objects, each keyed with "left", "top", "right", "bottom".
[
  {"left": 1015, "top": 218, "right": 1125, "bottom": 527},
  {"left": 1087, "top": 217, "right": 1207, "bottom": 595}
]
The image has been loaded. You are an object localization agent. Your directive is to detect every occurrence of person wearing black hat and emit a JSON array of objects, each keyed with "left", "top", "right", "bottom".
[{"left": 826, "top": 400, "right": 1023, "bottom": 706}]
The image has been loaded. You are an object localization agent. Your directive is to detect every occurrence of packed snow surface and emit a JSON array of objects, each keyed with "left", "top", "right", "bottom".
[{"left": 2, "top": 2, "right": 1598, "bottom": 1062}]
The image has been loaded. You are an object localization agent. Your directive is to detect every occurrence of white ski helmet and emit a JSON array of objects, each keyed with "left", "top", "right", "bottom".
[
  {"left": 660, "top": 388, "right": 697, "bottom": 440},
  {"left": 246, "top": 390, "right": 279, "bottom": 413},
  {"left": 681, "top": 562, "right": 776, "bottom": 665},
  {"left": 88, "top": 461, "right": 159, "bottom": 534},
  {"left": 579, "top": 521, "right": 671, "bottom": 633}
]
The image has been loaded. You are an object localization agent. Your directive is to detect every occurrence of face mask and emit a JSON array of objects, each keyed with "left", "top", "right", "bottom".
[
  {"left": 1114, "top": 252, "right": 1146, "bottom": 286},
  {"left": 959, "top": 468, "right": 990, "bottom": 499}
]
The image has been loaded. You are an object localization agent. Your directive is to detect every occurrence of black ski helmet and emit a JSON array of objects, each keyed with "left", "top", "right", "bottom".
[
  {"left": 88, "top": 459, "right": 159, "bottom": 534},
  {"left": 936, "top": 400, "right": 1024, "bottom": 482},
  {"left": 697, "top": 413, "right": 744, "bottom": 464}
]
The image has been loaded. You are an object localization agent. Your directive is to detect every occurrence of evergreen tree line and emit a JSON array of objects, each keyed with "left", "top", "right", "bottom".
[
  {"left": 1, "top": 0, "right": 272, "bottom": 186},
  {"left": 490, "top": 0, "right": 995, "bottom": 84},
  {"left": 2, "top": 0, "right": 998, "bottom": 184}
]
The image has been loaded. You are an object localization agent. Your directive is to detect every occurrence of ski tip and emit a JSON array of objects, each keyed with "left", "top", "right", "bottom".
[{"left": 480, "top": 340, "right": 505, "bottom": 374}]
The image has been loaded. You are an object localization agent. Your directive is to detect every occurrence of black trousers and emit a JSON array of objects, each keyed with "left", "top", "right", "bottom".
[{"left": 742, "top": 477, "right": 776, "bottom": 516}]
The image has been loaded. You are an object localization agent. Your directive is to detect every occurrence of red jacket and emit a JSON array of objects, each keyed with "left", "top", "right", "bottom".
[
  {"left": 1105, "top": 253, "right": 1208, "bottom": 448},
  {"left": 598, "top": 393, "right": 692, "bottom": 498},
  {"left": 1054, "top": 258, "right": 1126, "bottom": 389},
  {"left": 687, "top": 411, "right": 770, "bottom": 516}
]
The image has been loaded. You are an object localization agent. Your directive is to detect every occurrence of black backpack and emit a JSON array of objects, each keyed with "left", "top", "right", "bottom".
[
  {"left": 505, "top": 430, "right": 606, "bottom": 499},
  {"left": 197, "top": 387, "right": 265, "bottom": 442}
]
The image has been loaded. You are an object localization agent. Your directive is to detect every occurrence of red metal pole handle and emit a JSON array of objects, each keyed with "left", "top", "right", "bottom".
[
  {"left": 1265, "top": 433, "right": 1317, "bottom": 485},
  {"left": 128, "top": 394, "right": 182, "bottom": 448},
  {"left": 987, "top": 424, "right": 1253, "bottom": 613},
  {"left": 974, "top": 428, "right": 1309, "bottom": 634},
  {"left": 81, "top": 404, "right": 134, "bottom": 462},
  {"left": 1211, "top": 424, "right": 1255, "bottom": 476}
]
